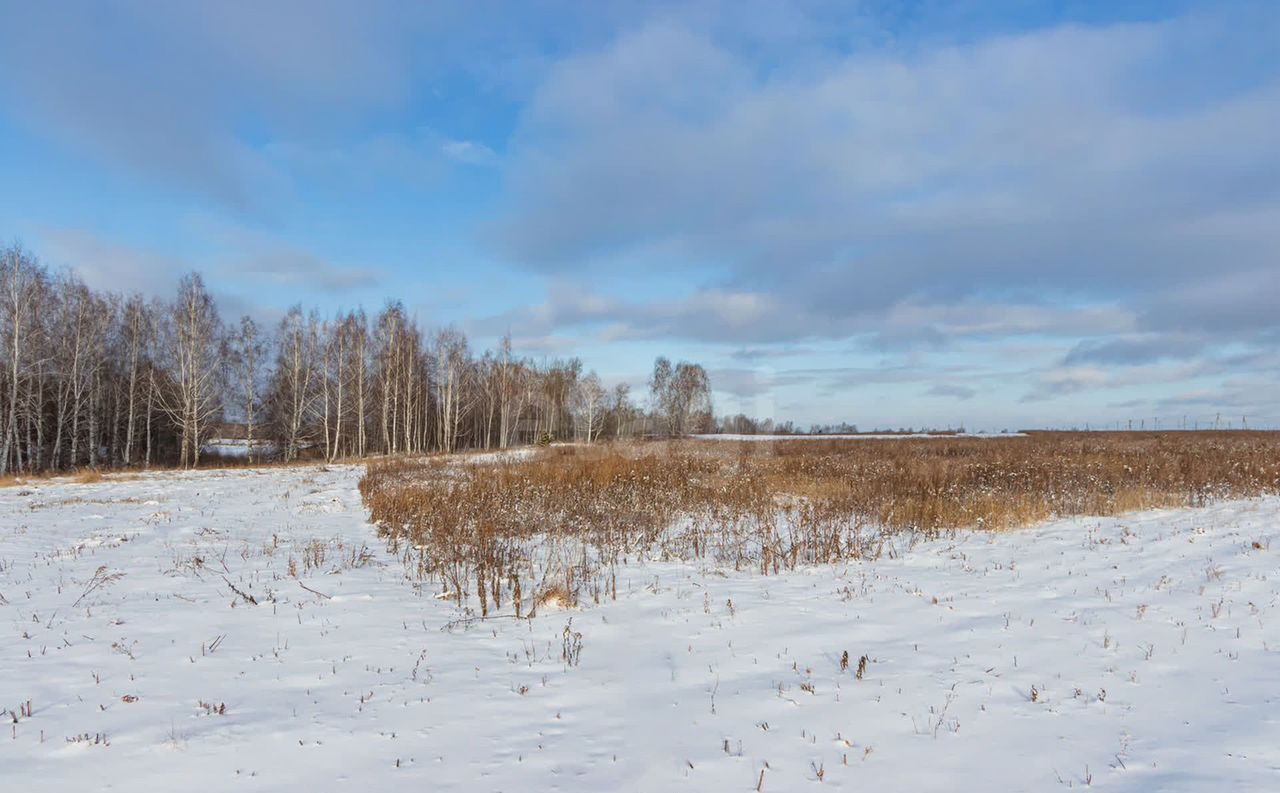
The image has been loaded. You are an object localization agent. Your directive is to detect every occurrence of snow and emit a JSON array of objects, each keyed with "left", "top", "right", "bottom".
[
  {"left": 3, "top": 464, "right": 1278, "bottom": 791},
  {"left": 456, "top": 448, "right": 538, "bottom": 465},
  {"left": 200, "top": 438, "right": 279, "bottom": 458},
  {"left": 696, "top": 432, "right": 1024, "bottom": 441}
]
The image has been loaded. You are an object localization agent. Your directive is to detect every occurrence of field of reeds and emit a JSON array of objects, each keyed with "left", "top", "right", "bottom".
[{"left": 360, "top": 432, "right": 1280, "bottom": 614}]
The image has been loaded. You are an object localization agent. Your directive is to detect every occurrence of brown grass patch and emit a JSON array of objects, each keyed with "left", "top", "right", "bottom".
[
  {"left": 361, "top": 432, "right": 1280, "bottom": 614},
  {"left": 0, "top": 467, "right": 146, "bottom": 488},
  {"left": 73, "top": 469, "right": 105, "bottom": 484},
  {"left": 534, "top": 584, "right": 576, "bottom": 612}
]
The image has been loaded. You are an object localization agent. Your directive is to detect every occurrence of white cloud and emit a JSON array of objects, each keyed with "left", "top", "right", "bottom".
[
  {"left": 1022, "top": 366, "right": 1111, "bottom": 402},
  {"left": 441, "top": 139, "right": 500, "bottom": 167},
  {"left": 493, "top": 10, "right": 1279, "bottom": 344},
  {"left": 38, "top": 228, "right": 185, "bottom": 298}
]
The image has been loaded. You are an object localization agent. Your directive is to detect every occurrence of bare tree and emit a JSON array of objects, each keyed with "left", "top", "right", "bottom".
[
  {"left": 1, "top": 238, "right": 724, "bottom": 471},
  {"left": 650, "top": 357, "right": 713, "bottom": 437},
  {"left": 495, "top": 333, "right": 518, "bottom": 448},
  {"left": 432, "top": 327, "right": 472, "bottom": 453},
  {"left": 118, "top": 295, "right": 155, "bottom": 465},
  {"left": 374, "top": 302, "right": 424, "bottom": 455},
  {"left": 538, "top": 358, "right": 580, "bottom": 441},
  {"left": 0, "top": 245, "right": 46, "bottom": 474},
  {"left": 347, "top": 309, "right": 371, "bottom": 457},
  {"left": 572, "top": 371, "right": 607, "bottom": 443},
  {"left": 226, "top": 315, "right": 267, "bottom": 462},
  {"left": 608, "top": 382, "right": 636, "bottom": 439},
  {"left": 269, "top": 307, "right": 321, "bottom": 461},
  {"left": 56, "top": 277, "right": 111, "bottom": 468},
  {"left": 158, "top": 273, "right": 224, "bottom": 468}
]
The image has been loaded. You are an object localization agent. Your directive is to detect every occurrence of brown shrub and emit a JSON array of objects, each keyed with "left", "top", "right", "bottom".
[{"left": 73, "top": 469, "right": 105, "bottom": 484}]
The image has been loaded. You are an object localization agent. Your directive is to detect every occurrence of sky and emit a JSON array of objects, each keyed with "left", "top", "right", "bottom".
[{"left": 1, "top": 0, "right": 1277, "bottom": 431}]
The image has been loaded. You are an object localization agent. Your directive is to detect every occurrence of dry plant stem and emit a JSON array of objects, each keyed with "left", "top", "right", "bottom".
[
  {"left": 71, "top": 565, "right": 125, "bottom": 608},
  {"left": 298, "top": 581, "right": 332, "bottom": 600},
  {"left": 220, "top": 575, "right": 258, "bottom": 606}
]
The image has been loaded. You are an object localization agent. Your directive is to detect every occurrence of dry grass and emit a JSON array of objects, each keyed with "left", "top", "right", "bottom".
[
  {"left": 0, "top": 467, "right": 145, "bottom": 488},
  {"left": 361, "top": 432, "right": 1280, "bottom": 614},
  {"left": 0, "top": 454, "right": 337, "bottom": 488}
]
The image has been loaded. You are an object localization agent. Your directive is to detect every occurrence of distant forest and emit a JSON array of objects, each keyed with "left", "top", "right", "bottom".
[{"left": 0, "top": 243, "right": 715, "bottom": 474}]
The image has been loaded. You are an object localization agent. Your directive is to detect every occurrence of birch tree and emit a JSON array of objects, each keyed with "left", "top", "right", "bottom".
[
  {"left": 572, "top": 371, "right": 607, "bottom": 443},
  {"left": 269, "top": 307, "right": 321, "bottom": 461},
  {"left": 118, "top": 295, "right": 154, "bottom": 465},
  {"left": 0, "top": 245, "right": 46, "bottom": 474},
  {"left": 650, "top": 357, "right": 713, "bottom": 437},
  {"left": 158, "top": 273, "right": 224, "bottom": 468},
  {"left": 432, "top": 327, "right": 471, "bottom": 454},
  {"left": 226, "top": 315, "right": 267, "bottom": 461}
]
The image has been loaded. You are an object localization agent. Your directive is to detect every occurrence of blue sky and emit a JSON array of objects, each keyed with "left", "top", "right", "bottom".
[{"left": 1, "top": 1, "right": 1277, "bottom": 430}]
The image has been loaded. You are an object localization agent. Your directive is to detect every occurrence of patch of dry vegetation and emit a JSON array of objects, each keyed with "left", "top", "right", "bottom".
[
  {"left": 360, "top": 432, "right": 1280, "bottom": 613},
  {"left": 0, "top": 467, "right": 142, "bottom": 488}
]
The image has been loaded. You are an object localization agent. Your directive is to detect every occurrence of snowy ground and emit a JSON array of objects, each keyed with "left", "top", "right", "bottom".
[
  {"left": 3, "top": 463, "right": 1278, "bottom": 791},
  {"left": 695, "top": 432, "right": 1021, "bottom": 441},
  {"left": 200, "top": 438, "right": 280, "bottom": 459}
]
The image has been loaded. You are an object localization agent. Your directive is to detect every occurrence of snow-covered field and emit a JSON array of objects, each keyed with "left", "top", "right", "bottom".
[
  {"left": 3, "top": 463, "right": 1278, "bottom": 791},
  {"left": 200, "top": 438, "right": 280, "bottom": 459},
  {"left": 695, "top": 432, "right": 1022, "bottom": 441}
]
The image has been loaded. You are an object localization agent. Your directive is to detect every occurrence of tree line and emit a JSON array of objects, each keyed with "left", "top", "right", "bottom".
[{"left": 0, "top": 243, "right": 713, "bottom": 474}]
